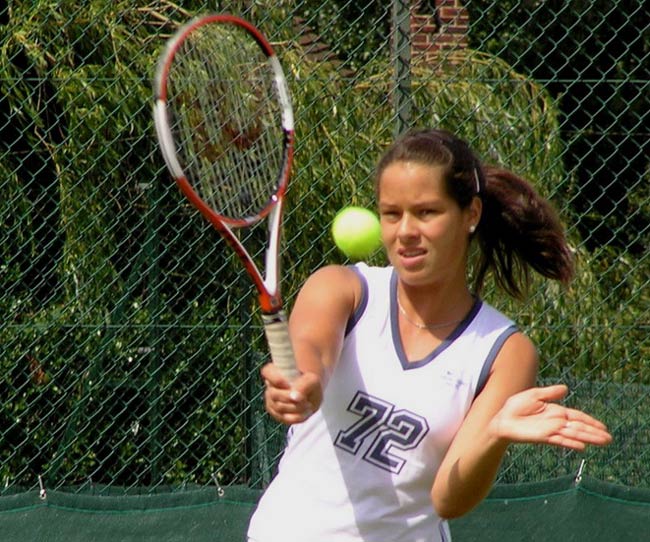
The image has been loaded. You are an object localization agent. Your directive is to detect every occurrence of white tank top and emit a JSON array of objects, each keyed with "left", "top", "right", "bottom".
[{"left": 248, "top": 263, "right": 517, "bottom": 542}]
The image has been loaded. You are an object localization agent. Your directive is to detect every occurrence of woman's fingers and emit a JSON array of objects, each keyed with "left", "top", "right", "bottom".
[
  {"left": 563, "top": 407, "right": 609, "bottom": 431},
  {"left": 548, "top": 424, "right": 612, "bottom": 451},
  {"left": 261, "top": 363, "right": 321, "bottom": 424},
  {"left": 494, "top": 386, "right": 613, "bottom": 450},
  {"left": 556, "top": 411, "right": 613, "bottom": 445},
  {"left": 527, "top": 384, "right": 569, "bottom": 404}
]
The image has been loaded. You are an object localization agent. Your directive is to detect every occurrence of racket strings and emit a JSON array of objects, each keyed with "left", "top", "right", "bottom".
[{"left": 168, "top": 24, "right": 285, "bottom": 221}]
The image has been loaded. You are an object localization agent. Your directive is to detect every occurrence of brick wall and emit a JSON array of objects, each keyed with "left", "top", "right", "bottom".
[
  {"left": 293, "top": 2, "right": 470, "bottom": 69},
  {"left": 410, "top": 0, "right": 469, "bottom": 63}
]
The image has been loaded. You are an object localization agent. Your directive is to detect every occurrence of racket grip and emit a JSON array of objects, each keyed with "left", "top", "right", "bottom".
[{"left": 261, "top": 311, "right": 300, "bottom": 382}]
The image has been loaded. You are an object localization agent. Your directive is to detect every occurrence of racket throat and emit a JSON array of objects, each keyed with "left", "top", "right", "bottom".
[
  {"left": 259, "top": 204, "right": 283, "bottom": 313},
  {"left": 259, "top": 292, "right": 282, "bottom": 314}
]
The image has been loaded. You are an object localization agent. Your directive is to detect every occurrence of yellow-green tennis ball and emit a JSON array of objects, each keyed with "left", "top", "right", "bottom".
[{"left": 332, "top": 206, "right": 382, "bottom": 260}]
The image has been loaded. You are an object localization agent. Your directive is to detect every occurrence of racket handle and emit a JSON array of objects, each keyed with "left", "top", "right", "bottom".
[{"left": 261, "top": 311, "right": 300, "bottom": 382}]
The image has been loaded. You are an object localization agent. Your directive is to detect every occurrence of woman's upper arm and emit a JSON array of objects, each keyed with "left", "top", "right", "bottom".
[
  {"left": 470, "top": 331, "right": 539, "bottom": 415},
  {"left": 447, "top": 332, "right": 539, "bottom": 453},
  {"left": 288, "top": 265, "right": 362, "bottom": 379},
  {"left": 431, "top": 331, "right": 538, "bottom": 515}
]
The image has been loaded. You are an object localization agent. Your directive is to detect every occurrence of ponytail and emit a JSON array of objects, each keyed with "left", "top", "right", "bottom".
[{"left": 473, "top": 165, "right": 574, "bottom": 298}]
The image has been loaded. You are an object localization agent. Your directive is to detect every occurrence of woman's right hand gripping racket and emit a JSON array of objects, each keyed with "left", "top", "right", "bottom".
[{"left": 153, "top": 14, "right": 299, "bottom": 381}]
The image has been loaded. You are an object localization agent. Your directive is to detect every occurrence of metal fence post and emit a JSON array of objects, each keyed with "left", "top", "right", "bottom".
[{"left": 392, "top": 0, "right": 413, "bottom": 137}]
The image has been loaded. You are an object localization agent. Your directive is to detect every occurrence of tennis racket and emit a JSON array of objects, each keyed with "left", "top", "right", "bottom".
[{"left": 153, "top": 14, "right": 299, "bottom": 381}]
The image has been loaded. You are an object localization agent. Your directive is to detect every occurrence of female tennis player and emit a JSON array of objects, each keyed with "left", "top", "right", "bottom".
[{"left": 247, "top": 128, "right": 612, "bottom": 542}]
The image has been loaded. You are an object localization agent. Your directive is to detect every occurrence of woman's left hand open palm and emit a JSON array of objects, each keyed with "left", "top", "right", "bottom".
[{"left": 491, "top": 384, "right": 613, "bottom": 451}]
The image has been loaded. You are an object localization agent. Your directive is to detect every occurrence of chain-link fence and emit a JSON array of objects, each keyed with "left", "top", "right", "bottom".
[{"left": 1, "top": 0, "right": 649, "bottom": 495}]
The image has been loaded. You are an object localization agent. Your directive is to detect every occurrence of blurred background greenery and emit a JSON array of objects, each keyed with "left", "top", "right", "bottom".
[{"left": 1, "top": 0, "right": 648, "bottom": 492}]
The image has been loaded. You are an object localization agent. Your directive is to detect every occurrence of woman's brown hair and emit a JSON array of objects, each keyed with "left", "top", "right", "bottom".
[{"left": 376, "top": 128, "right": 574, "bottom": 298}]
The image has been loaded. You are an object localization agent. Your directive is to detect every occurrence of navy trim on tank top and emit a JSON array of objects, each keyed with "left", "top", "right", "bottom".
[
  {"left": 389, "top": 270, "right": 484, "bottom": 370},
  {"left": 474, "top": 324, "right": 519, "bottom": 398},
  {"left": 344, "top": 265, "right": 369, "bottom": 337}
]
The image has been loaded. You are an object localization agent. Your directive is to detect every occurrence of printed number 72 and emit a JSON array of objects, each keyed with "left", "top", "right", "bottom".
[{"left": 334, "top": 391, "right": 429, "bottom": 474}]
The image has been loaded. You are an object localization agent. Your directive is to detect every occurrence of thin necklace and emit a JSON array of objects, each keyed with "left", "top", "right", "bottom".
[{"left": 397, "top": 299, "right": 464, "bottom": 330}]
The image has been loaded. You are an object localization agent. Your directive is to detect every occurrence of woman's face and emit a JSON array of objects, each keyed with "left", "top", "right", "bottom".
[{"left": 378, "top": 160, "right": 480, "bottom": 288}]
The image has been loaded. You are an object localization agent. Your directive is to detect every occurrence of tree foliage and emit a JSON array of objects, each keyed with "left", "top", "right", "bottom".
[
  {"left": 468, "top": 0, "right": 650, "bottom": 253},
  {"left": 1, "top": 0, "right": 648, "bottom": 490}
]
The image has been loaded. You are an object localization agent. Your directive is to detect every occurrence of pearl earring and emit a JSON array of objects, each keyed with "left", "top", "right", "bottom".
[{"left": 469, "top": 225, "right": 476, "bottom": 233}]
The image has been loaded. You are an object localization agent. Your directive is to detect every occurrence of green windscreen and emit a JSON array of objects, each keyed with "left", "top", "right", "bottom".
[{"left": 2, "top": 477, "right": 650, "bottom": 542}]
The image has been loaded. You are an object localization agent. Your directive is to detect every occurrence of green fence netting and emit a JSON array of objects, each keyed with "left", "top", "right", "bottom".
[
  {"left": 2, "top": 476, "right": 650, "bottom": 541},
  {"left": 454, "top": 475, "right": 650, "bottom": 542},
  {"left": 1, "top": 0, "right": 649, "bottom": 511},
  {"left": 0, "top": 484, "right": 259, "bottom": 542}
]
